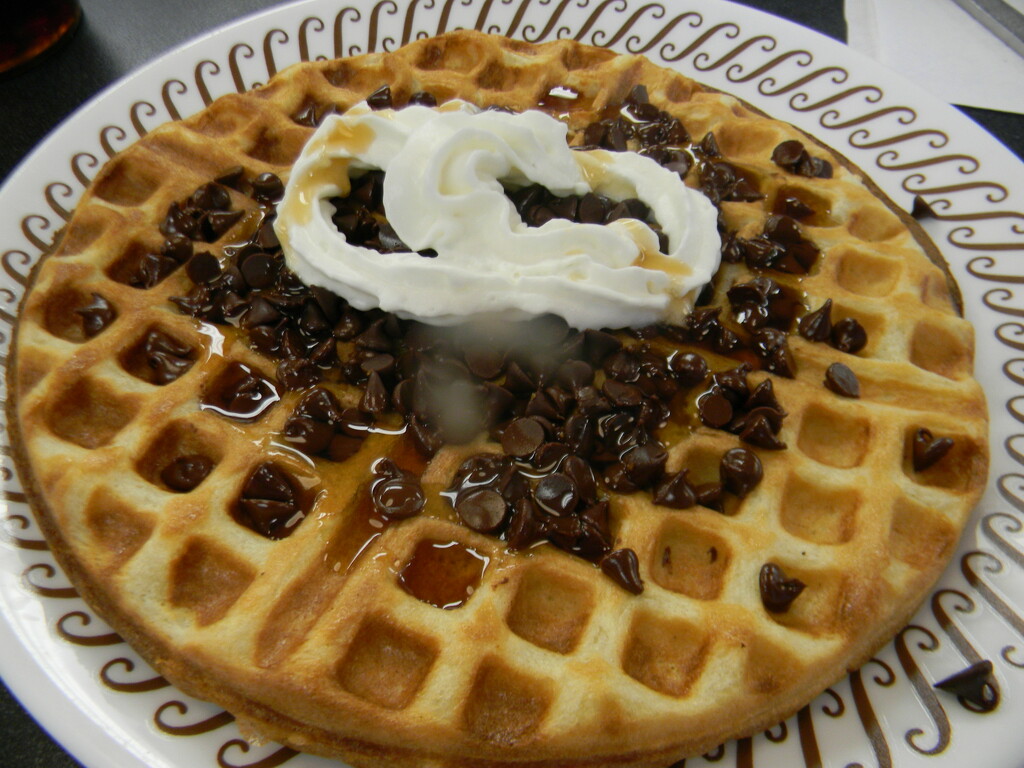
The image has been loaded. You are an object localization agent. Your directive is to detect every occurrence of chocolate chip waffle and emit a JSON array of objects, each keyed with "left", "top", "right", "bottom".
[{"left": 8, "top": 30, "right": 988, "bottom": 768}]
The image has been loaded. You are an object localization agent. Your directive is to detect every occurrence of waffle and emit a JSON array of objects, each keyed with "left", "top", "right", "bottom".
[{"left": 8, "top": 31, "right": 988, "bottom": 768}]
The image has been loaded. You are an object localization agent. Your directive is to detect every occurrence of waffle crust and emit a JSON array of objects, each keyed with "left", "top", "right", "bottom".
[{"left": 8, "top": 31, "right": 988, "bottom": 768}]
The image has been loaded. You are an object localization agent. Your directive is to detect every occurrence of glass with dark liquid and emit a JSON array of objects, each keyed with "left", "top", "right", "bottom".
[{"left": 0, "top": 1, "right": 81, "bottom": 76}]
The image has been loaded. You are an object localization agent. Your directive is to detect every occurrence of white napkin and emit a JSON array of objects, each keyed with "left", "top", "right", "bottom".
[{"left": 845, "top": 0, "right": 1024, "bottom": 114}]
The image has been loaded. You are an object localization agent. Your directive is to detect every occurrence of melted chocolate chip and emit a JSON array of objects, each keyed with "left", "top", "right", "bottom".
[
  {"left": 759, "top": 562, "right": 805, "bottom": 613},
  {"left": 142, "top": 329, "right": 195, "bottom": 384},
  {"left": 160, "top": 454, "right": 213, "bottom": 492},
  {"left": 600, "top": 549, "right": 644, "bottom": 594},
  {"left": 824, "top": 362, "right": 860, "bottom": 398},
  {"left": 202, "top": 362, "right": 279, "bottom": 422},
  {"left": 912, "top": 428, "right": 955, "bottom": 472},
  {"left": 237, "top": 462, "right": 304, "bottom": 539},
  {"left": 75, "top": 293, "right": 117, "bottom": 337}
]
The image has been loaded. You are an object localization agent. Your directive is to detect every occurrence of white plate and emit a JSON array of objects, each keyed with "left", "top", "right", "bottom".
[{"left": 1, "top": 1, "right": 1023, "bottom": 766}]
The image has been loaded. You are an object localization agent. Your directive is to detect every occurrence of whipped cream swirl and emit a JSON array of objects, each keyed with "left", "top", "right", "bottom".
[{"left": 275, "top": 100, "right": 720, "bottom": 329}]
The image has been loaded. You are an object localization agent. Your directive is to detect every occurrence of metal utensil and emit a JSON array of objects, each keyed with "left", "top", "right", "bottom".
[{"left": 952, "top": 0, "right": 1024, "bottom": 59}]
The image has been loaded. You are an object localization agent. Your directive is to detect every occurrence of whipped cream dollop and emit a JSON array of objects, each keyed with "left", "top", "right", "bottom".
[{"left": 275, "top": 100, "right": 720, "bottom": 329}]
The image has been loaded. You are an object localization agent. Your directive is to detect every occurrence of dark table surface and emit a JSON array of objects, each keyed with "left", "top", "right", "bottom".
[{"left": 1, "top": 1, "right": 1022, "bottom": 766}]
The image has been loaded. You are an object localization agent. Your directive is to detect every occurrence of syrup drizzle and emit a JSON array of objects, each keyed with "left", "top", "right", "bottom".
[{"left": 397, "top": 539, "right": 490, "bottom": 609}]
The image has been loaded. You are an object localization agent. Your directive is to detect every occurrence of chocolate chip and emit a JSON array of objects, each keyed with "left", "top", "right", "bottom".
[
  {"left": 186, "top": 252, "right": 221, "bottom": 284},
  {"left": 371, "top": 475, "right": 425, "bottom": 519},
  {"left": 464, "top": 347, "right": 505, "bottom": 380},
  {"left": 759, "top": 562, "right": 805, "bottom": 613},
  {"left": 76, "top": 293, "right": 117, "bottom": 337},
  {"left": 913, "top": 428, "right": 955, "bottom": 472},
  {"left": 204, "top": 209, "right": 245, "bottom": 241},
  {"left": 535, "top": 473, "right": 579, "bottom": 516},
  {"left": 191, "top": 182, "right": 231, "bottom": 212},
  {"left": 799, "top": 299, "right": 833, "bottom": 342},
  {"left": 506, "top": 498, "right": 546, "bottom": 550},
  {"left": 745, "top": 379, "right": 783, "bottom": 413},
  {"left": 621, "top": 441, "right": 667, "bottom": 487},
  {"left": 243, "top": 461, "right": 295, "bottom": 503},
  {"left": 582, "top": 329, "right": 622, "bottom": 365},
  {"left": 575, "top": 503, "right": 613, "bottom": 561},
  {"left": 283, "top": 415, "right": 334, "bottom": 455},
  {"left": 143, "top": 329, "right": 194, "bottom": 384},
  {"left": 771, "top": 140, "right": 804, "bottom": 168},
  {"left": 604, "top": 349, "right": 641, "bottom": 382},
  {"left": 698, "top": 390, "right": 733, "bottom": 428},
  {"left": 600, "top": 549, "right": 644, "bottom": 594},
  {"left": 720, "top": 448, "right": 762, "bottom": 498},
  {"left": 501, "top": 417, "right": 546, "bottom": 458},
  {"left": 203, "top": 362, "right": 279, "bottom": 422},
  {"left": 911, "top": 195, "right": 936, "bottom": 220},
  {"left": 824, "top": 362, "right": 860, "bottom": 398},
  {"left": 556, "top": 359, "right": 594, "bottom": 391},
  {"left": 456, "top": 489, "right": 508, "bottom": 533},
  {"left": 409, "top": 416, "right": 442, "bottom": 457},
  {"left": 694, "top": 482, "right": 724, "bottom": 511},
  {"left": 669, "top": 352, "right": 708, "bottom": 387},
  {"left": 367, "top": 85, "right": 393, "bottom": 110},
  {"left": 360, "top": 371, "right": 389, "bottom": 415},
  {"left": 933, "top": 660, "right": 996, "bottom": 710},
  {"left": 740, "top": 413, "right": 786, "bottom": 450},
  {"left": 652, "top": 470, "right": 696, "bottom": 509},
  {"left": 602, "top": 462, "right": 639, "bottom": 494},
  {"left": 578, "top": 193, "right": 607, "bottom": 224},
  {"left": 603, "top": 379, "right": 644, "bottom": 408},
  {"left": 251, "top": 172, "right": 284, "bottom": 202},
  {"left": 240, "top": 251, "right": 276, "bottom": 289},
  {"left": 831, "top": 317, "right": 867, "bottom": 354},
  {"left": 295, "top": 387, "right": 344, "bottom": 425},
  {"left": 160, "top": 454, "right": 213, "bottom": 492},
  {"left": 562, "top": 455, "right": 598, "bottom": 504},
  {"left": 698, "top": 131, "right": 720, "bottom": 157},
  {"left": 276, "top": 358, "right": 321, "bottom": 391},
  {"left": 354, "top": 317, "right": 392, "bottom": 352},
  {"left": 238, "top": 498, "right": 301, "bottom": 538},
  {"left": 130, "top": 252, "right": 179, "bottom": 289},
  {"left": 776, "top": 195, "right": 814, "bottom": 220}
]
